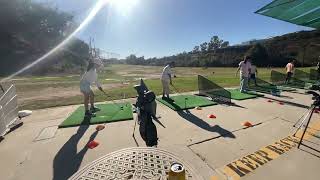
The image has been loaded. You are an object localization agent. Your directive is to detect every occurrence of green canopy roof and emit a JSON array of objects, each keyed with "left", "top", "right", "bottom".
[{"left": 255, "top": 0, "right": 320, "bottom": 29}]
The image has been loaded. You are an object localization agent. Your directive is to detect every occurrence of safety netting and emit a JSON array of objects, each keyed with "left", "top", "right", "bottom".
[
  {"left": 255, "top": 0, "right": 320, "bottom": 29},
  {"left": 248, "top": 78, "right": 281, "bottom": 95},
  {"left": 271, "top": 70, "right": 306, "bottom": 89},
  {"left": 198, "top": 75, "right": 231, "bottom": 103}
]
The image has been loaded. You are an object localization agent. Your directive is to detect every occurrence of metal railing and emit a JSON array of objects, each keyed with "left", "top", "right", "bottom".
[{"left": 0, "top": 83, "right": 19, "bottom": 137}]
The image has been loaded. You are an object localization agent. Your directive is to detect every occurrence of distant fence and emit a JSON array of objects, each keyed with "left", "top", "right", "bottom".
[{"left": 0, "top": 82, "right": 20, "bottom": 137}]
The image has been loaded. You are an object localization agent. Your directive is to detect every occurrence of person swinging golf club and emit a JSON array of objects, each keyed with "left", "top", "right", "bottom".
[
  {"left": 80, "top": 59, "right": 106, "bottom": 117},
  {"left": 161, "top": 61, "right": 175, "bottom": 100}
]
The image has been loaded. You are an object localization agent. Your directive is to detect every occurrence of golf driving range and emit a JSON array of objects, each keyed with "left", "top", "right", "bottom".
[
  {"left": 2, "top": 0, "right": 320, "bottom": 179},
  {"left": 3, "top": 85, "right": 320, "bottom": 180},
  {"left": 2, "top": 71, "right": 320, "bottom": 180}
]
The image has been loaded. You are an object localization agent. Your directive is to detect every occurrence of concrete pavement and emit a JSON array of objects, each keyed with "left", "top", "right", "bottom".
[{"left": 0, "top": 90, "right": 320, "bottom": 180}]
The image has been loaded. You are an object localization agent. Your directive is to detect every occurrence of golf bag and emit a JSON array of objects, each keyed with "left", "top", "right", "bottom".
[{"left": 134, "top": 80, "right": 158, "bottom": 147}]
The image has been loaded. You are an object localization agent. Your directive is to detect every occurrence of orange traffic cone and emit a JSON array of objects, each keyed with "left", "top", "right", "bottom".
[
  {"left": 208, "top": 114, "right": 216, "bottom": 119},
  {"left": 242, "top": 121, "right": 253, "bottom": 127},
  {"left": 96, "top": 125, "right": 105, "bottom": 131},
  {"left": 87, "top": 140, "right": 99, "bottom": 149}
]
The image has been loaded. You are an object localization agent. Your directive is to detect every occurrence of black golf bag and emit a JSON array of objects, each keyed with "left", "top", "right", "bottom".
[{"left": 134, "top": 80, "right": 158, "bottom": 147}]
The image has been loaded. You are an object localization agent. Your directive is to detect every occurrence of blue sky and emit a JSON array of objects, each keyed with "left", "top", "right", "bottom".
[{"left": 38, "top": 0, "right": 310, "bottom": 58}]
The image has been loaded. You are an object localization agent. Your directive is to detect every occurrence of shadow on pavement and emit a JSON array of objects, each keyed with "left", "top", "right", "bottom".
[
  {"left": 53, "top": 116, "right": 98, "bottom": 180},
  {"left": 280, "top": 95, "right": 294, "bottom": 99},
  {"left": 195, "top": 93, "right": 247, "bottom": 109},
  {"left": 299, "top": 143, "right": 320, "bottom": 159},
  {"left": 262, "top": 96, "right": 310, "bottom": 109},
  {"left": 221, "top": 102, "right": 247, "bottom": 109},
  {"left": 177, "top": 110, "right": 235, "bottom": 139}
]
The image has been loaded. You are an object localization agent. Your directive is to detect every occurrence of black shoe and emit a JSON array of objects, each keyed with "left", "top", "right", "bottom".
[
  {"left": 90, "top": 106, "right": 100, "bottom": 113},
  {"left": 85, "top": 111, "right": 96, "bottom": 117},
  {"left": 167, "top": 97, "right": 174, "bottom": 102}
]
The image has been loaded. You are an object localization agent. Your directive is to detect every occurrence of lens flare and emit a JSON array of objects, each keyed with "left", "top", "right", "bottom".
[
  {"left": 1, "top": 0, "right": 108, "bottom": 82},
  {"left": 109, "top": 0, "right": 139, "bottom": 17}
]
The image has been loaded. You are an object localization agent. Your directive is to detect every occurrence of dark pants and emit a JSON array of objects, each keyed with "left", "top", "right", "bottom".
[
  {"left": 285, "top": 72, "right": 293, "bottom": 84},
  {"left": 249, "top": 74, "right": 257, "bottom": 86}
]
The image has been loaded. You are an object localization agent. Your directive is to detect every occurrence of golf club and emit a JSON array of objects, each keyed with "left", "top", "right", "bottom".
[
  {"left": 132, "top": 116, "right": 139, "bottom": 147},
  {"left": 171, "top": 84, "right": 181, "bottom": 95},
  {"left": 103, "top": 92, "right": 124, "bottom": 110}
]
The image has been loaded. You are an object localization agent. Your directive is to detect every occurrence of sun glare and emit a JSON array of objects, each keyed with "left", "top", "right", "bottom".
[{"left": 108, "top": 0, "right": 139, "bottom": 17}]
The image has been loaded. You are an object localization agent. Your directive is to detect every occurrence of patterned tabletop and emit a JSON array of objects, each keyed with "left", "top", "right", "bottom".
[{"left": 69, "top": 147, "right": 201, "bottom": 180}]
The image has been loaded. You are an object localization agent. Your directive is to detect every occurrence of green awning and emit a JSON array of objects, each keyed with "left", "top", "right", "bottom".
[{"left": 255, "top": 0, "right": 320, "bottom": 29}]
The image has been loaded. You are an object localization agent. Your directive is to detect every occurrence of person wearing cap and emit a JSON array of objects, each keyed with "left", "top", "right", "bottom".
[
  {"left": 80, "top": 59, "right": 106, "bottom": 117},
  {"left": 161, "top": 62, "right": 175, "bottom": 99},
  {"left": 285, "top": 59, "right": 296, "bottom": 84},
  {"left": 236, "top": 56, "right": 252, "bottom": 93}
]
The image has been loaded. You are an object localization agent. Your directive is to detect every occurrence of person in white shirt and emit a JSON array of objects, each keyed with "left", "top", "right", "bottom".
[
  {"left": 80, "top": 59, "right": 106, "bottom": 117},
  {"left": 249, "top": 63, "right": 258, "bottom": 86},
  {"left": 285, "top": 59, "right": 295, "bottom": 84},
  {"left": 236, "top": 56, "right": 252, "bottom": 93},
  {"left": 161, "top": 62, "right": 175, "bottom": 99}
]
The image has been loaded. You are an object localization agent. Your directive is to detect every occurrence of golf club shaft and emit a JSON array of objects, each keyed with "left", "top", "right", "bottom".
[
  {"left": 171, "top": 84, "right": 181, "bottom": 95},
  {"left": 132, "top": 115, "right": 139, "bottom": 146},
  {"left": 103, "top": 92, "right": 123, "bottom": 108},
  {"left": 132, "top": 116, "right": 137, "bottom": 136}
]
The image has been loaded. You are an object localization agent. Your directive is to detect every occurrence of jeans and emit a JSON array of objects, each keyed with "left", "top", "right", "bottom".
[{"left": 240, "top": 76, "right": 248, "bottom": 92}]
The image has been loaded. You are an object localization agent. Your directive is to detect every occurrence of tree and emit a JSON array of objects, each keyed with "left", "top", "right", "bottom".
[
  {"left": 193, "top": 46, "right": 200, "bottom": 53},
  {"left": 125, "top": 54, "right": 137, "bottom": 64},
  {"left": 221, "top": 41, "right": 229, "bottom": 48},
  {"left": 0, "top": 0, "right": 89, "bottom": 75},
  {"left": 200, "top": 42, "right": 208, "bottom": 52},
  {"left": 246, "top": 43, "right": 268, "bottom": 66},
  {"left": 207, "top": 36, "right": 223, "bottom": 51}
]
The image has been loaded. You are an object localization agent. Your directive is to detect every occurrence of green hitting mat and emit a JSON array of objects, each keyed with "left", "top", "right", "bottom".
[
  {"left": 157, "top": 95, "right": 217, "bottom": 111},
  {"left": 59, "top": 103, "right": 133, "bottom": 128},
  {"left": 248, "top": 78, "right": 295, "bottom": 93},
  {"left": 227, "top": 89, "right": 263, "bottom": 100},
  {"left": 249, "top": 85, "right": 280, "bottom": 95},
  {"left": 248, "top": 85, "right": 295, "bottom": 95},
  {"left": 273, "top": 86, "right": 296, "bottom": 91},
  {"left": 250, "top": 84, "right": 296, "bottom": 92},
  {"left": 203, "top": 89, "right": 262, "bottom": 100}
]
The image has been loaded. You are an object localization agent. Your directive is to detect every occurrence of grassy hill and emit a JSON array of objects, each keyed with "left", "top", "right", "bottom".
[{"left": 126, "top": 30, "right": 320, "bottom": 67}]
